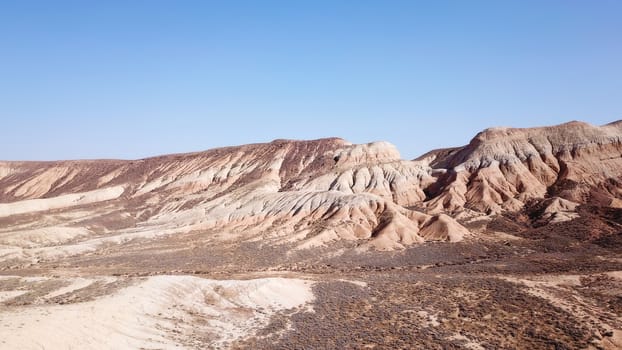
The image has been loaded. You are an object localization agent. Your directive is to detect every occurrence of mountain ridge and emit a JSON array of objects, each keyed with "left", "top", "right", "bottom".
[{"left": 0, "top": 120, "right": 621, "bottom": 262}]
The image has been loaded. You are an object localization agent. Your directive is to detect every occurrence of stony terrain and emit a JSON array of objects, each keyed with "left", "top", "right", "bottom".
[{"left": 1, "top": 120, "right": 622, "bottom": 349}]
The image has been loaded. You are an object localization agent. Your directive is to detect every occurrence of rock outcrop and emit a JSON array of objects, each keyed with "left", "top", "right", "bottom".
[{"left": 421, "top": 121, "right": 622, "bottom": 214}]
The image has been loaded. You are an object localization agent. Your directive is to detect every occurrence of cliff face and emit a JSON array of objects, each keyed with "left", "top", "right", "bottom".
[{"left": 1, "top": 120, "right": 621, "bottom": 264}]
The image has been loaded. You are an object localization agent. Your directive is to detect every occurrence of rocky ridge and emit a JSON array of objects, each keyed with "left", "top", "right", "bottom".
[
  {"left": 0, "top": 120, "right": 621, "bottom": 264},
  {"left": 421, "top": 120, "right": 622, "bottom": 214}
]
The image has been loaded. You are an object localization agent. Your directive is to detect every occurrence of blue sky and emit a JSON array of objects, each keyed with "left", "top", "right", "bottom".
[{"left": 1, "top": 1, "right": 621, "bottom": 160}]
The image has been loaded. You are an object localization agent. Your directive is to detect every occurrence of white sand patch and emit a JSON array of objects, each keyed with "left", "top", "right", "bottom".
[
  {"left": 0, "top": 227, "right": 92, "bottom": 248},
  {"left": 0, "top": 246, "right": 23, "bottom": 260},
  {"left": 0, "top": 223, "right": 194, "bottom": 263},
  {"left": 96, "top": 167, "right": 126, "bottom": 186},
  {"left": 606, "top": 271, "right": 622, "bottom": 280},
  {"left": 0, "top": 275, "right": 19, "bottom": 281},
  {"left": 0, "top": 291, "right": 27, "bottom": 303},
  {"left": 0, "top": 186, "right": 125, "bottom": 218},
  {"left": 416, "top": 310, "right": 440, "bottom": 327},
  {"left": 20, "top": 276, "right": 48, "bottom": 283},
  {"left": 0, "top": 276, "right": 314, "bottom": 350},
  {"left": 134, "top": 177, "right": 172, "bottom": 196},
  {"left": 43, "top": 277, "right": 97, "bottom": 299},
  {"left": 447, "top": 333, "right": 485, "bottom": 350},
  {"left": 491, "top": 231, "right": 523, "bottom": 241},
  {"left": 337, "top": 279, "right": 368, "bottom": 288}
]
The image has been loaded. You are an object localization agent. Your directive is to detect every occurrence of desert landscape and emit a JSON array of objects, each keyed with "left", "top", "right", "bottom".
[{"left": 1, "top": 120, "right": 622, "bottom": 349}]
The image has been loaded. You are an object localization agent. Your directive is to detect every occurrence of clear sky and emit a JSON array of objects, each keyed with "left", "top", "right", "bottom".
[{"left": 1, "top": 1, "right": 621, "bottom": 161}]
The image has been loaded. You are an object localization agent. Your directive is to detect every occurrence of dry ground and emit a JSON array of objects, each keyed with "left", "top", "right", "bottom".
[{"left": 2, "top": 216, "right": 622, "bottom": 349}]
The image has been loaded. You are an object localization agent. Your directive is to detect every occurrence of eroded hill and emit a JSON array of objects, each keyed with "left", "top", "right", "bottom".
[{"left": 2, "top": 120, "right": 622, "bottom": 349}]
